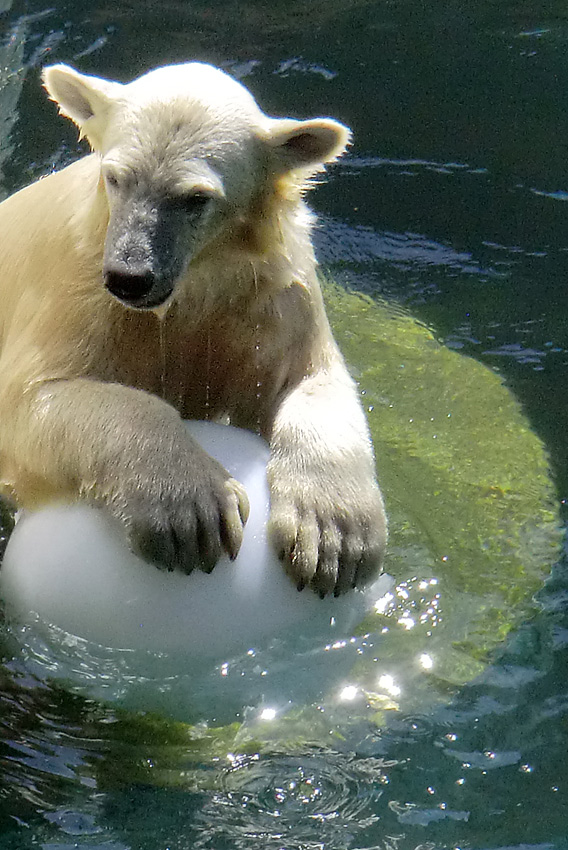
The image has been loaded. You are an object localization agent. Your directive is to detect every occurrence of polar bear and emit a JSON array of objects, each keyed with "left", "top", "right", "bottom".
[{"left": 0, "top": 62, "right": 387, "bottom": 597}]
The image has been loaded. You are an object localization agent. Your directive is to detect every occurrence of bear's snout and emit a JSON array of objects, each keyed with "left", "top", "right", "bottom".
[{"left": 105, "top": 269, "right": 171, "bottom": 310}]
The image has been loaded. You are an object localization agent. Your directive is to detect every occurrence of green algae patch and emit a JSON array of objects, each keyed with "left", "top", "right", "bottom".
[
  {"left": 93, "top": 706, "right": 352, "bottom": 790},
  {"left": 323, "top": 280, "right": 561, "bottom": 689}
]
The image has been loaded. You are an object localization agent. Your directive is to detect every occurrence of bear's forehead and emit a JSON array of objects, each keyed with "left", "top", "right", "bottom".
[
  {"left": 104, "top": 63, "right": 267, "bottom": 162},
  {"left": 108, "top": 96, "right": 259, "bottom": 163},
  {"left": 102, "top": 96, "right": 264, "bottom": 198},
  {"left": 101, "top": 64, "right": 268, "bottom": 189}
]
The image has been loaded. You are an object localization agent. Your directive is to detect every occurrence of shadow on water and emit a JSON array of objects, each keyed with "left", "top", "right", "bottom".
[{"left": 0, "top": 1, "right": 567, "bottom": 848}]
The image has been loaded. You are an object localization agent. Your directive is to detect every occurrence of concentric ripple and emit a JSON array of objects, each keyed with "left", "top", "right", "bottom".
[{"left": 191, "top": 749, "right": 393, "bottom": 849}]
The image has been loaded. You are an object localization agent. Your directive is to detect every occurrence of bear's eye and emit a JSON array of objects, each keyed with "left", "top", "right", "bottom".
[
  {"left": 104, "top": 171, "right": 121, "bottom": 191},
  {"left": 168, "top": 192, "right": 211, "bottom": 214}
]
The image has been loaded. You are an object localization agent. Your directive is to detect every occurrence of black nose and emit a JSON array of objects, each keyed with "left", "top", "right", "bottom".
[{"left": 105, "top": 270, "right": 156, "bottom": 304}]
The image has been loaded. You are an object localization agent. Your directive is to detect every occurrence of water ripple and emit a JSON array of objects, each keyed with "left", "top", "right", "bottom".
[
  {"left": 192, "top": 749, "right": 393, "bottom": 849},
  {"left": 316, "top": 216, "right": 486, "bottom": 275}
]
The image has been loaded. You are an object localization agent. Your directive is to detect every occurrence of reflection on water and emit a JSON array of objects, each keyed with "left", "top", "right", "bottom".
[
  {"left": 0, "top": 0, "right": 567, "bottom": 848},
  {"left": 317, "top": 213, "right": 485, "bottom": 274}
]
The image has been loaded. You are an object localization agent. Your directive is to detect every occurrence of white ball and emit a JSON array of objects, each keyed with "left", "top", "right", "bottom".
[{"left": 0, "top": 422, "right": 386, "bottom": 663}]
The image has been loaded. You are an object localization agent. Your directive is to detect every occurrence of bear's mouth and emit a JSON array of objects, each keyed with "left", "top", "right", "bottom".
[{"left": 104, "top": 270, "right": 174, "bottom": 310}]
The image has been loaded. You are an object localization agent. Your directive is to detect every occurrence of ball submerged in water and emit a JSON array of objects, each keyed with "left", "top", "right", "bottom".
[{"left": 0, "top": 422, "right": 385, "bottom": 662}]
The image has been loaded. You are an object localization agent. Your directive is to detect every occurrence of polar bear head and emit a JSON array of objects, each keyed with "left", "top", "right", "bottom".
[{"left": 43, "top": 62, "right": 350, "bottom": 310}]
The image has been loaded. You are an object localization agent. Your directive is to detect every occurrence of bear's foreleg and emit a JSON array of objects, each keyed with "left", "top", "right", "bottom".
[
  {"left": 266, "top": 355, "right": 387, "bottom": 597},
  {"left": 0, "top": 378, "right": 249, "bottom": 573}
]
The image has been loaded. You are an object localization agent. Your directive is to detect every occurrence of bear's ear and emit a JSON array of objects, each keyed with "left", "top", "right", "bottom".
[
  {"left": 265, "top": 117, "right": 351, "bottom": 172},
  {"left": 42, "top": 64, "right": 122, "bottom": 150}
]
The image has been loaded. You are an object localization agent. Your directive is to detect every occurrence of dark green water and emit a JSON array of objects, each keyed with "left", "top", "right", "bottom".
[{"left": 0, "top": 1, "right": 567, "bottom": 848}]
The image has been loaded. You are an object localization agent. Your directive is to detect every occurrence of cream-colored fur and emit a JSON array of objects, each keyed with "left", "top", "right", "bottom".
[{"left": 0, "top": 62, "right": 387, "bottom": 596}]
